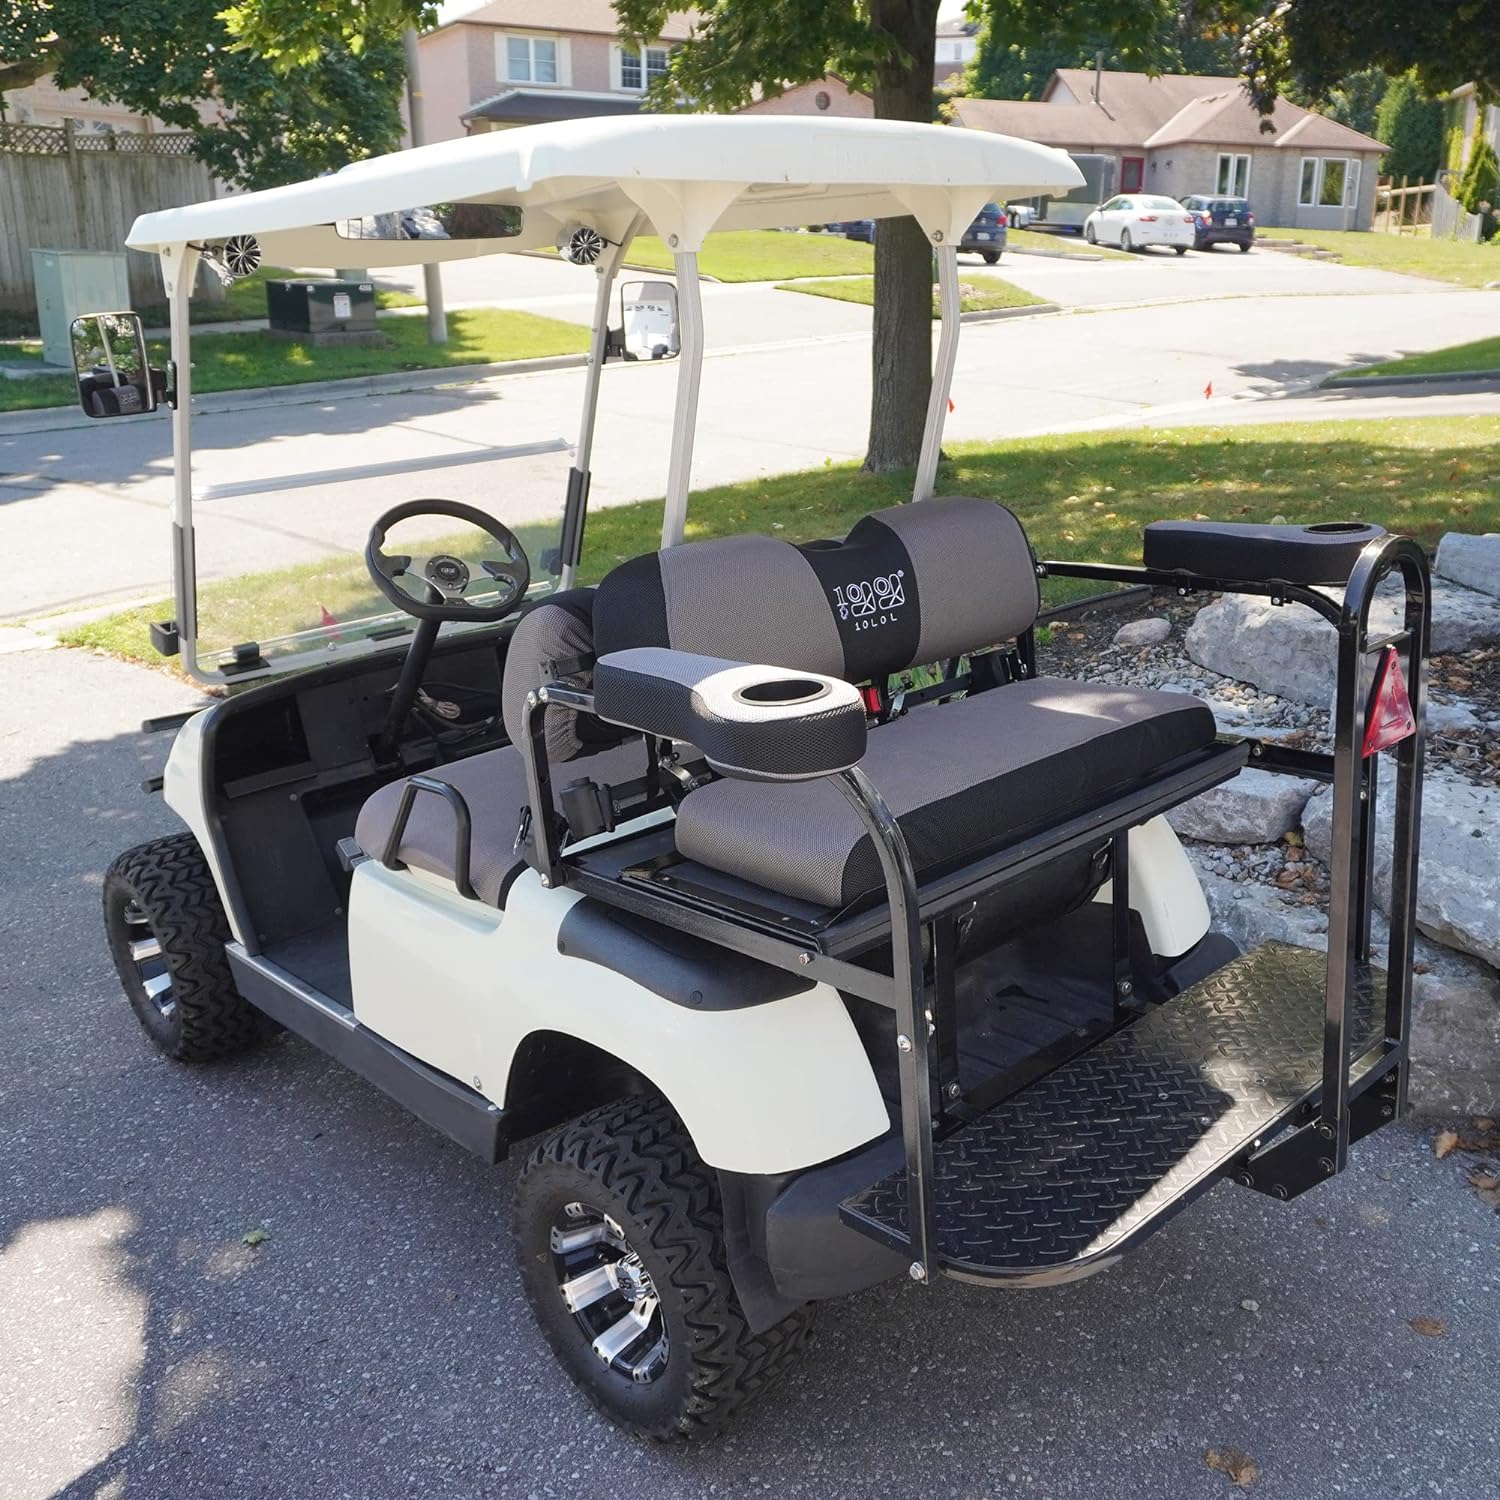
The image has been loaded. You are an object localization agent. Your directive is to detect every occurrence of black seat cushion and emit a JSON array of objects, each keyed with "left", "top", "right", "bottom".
[
  {"left": 355, "top": 738, "right": 650, "bottom": 907},
  {"left": 674, "top": 679, "right": 1215, "bottom": 909}
]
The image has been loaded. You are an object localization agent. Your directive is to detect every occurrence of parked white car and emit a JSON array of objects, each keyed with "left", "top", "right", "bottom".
[{"left": 1083, "top": 194, "right": 1196, "bottom": 254}]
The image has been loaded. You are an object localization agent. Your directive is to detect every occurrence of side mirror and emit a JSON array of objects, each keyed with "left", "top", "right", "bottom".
[{"left": 70, "top": 311, "right": 164, "bottom": 418}]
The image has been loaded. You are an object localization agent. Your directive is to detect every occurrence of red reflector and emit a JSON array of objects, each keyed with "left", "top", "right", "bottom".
[
  {"left": 860, "top": 685, "right": 883, "bottom": 715},
  {"left": 1362, "top": 646, "right": 1416, "bottom": 757}
]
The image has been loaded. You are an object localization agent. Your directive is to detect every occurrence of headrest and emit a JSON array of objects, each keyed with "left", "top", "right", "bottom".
[{"left": 593, "top": 497, "right": 1039, "bottom": 682}]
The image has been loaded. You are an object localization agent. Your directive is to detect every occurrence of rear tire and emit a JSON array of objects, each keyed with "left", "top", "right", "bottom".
[
  {"left": 1238, "top": 241, "right": 1252, "bottom": 253},
  {"left": 982, "top": 251, "right": 1000, "bottom": 265},
  {"left": 1120, "top": 229, "right": 1133, "bottom": 252},
  {"left": 513, "top": 1094, "right": 815, "bottom": 1441},
  {"left": 103, "top": 832, "right": 266, "bottom": 1062},
  {"left": 1174, "top": 245, "right": 1187, "bottom": 256}
]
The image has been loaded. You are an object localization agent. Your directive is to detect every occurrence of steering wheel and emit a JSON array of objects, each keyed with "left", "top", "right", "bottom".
[{"left": 365, "top": 499, "right": 531, "bottom": 624}]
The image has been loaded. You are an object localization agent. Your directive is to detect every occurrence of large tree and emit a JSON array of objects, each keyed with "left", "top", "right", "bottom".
[{"left": 0, "top": 0, "right": 407, "bottom": 190}]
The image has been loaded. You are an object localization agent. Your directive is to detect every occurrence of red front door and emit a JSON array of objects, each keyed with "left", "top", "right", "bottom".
[{"left": 1121, "top": 156, "right": 1145, "bottom": 194}]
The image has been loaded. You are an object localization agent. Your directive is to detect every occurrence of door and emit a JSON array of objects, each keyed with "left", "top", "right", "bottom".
[{"left": 1121, "top": 156, "right": 1145, "bottom": 194}]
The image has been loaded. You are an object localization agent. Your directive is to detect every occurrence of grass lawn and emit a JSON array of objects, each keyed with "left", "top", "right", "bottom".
[
  {"left": 629, "top": 229, "right": 874, "bottom": 282},
  {"left": 1258, "top": 229, "right": 1500, "bottom": 288},
  {"left": 0, "top": 307, "right": 588, "bottom": 414},
  {"left": 1007, "top": 228, "right": 1136, "bottom": 261},
  {"left": 776, "top": 275, "right": 1046, "bottom": 314},
  {"left": 1343, "top": 335, "right": 1500, "bottom": 379},
  {"left": 60, "top": 414, "right": 1499, "bottom": 670}
]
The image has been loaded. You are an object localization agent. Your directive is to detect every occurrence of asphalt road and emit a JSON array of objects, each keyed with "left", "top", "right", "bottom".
[
  {"left": 1, "top": 640, "right": 1497, "bottom": 1499},
  {"left": 4, "top": 280, "right": 1497, "bottom": 624}
]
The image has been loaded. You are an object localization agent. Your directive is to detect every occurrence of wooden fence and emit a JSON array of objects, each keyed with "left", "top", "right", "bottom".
[
  {"left": 1374, "top": 177, "right": 1434, "bottom": 234},
  {"left": 0, "top": 123, "right": 219, "bottom": 323}
]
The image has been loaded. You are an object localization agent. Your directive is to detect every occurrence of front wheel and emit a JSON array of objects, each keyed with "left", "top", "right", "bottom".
[
  {"left": 1084, "top": 223, "right": 1097, "bottom": 245},
  {"left": 513, "top": 1095, "right": 815, "bottom": 1441},
  {"left": 1119, "top": 229, "right": 1133, "bottom": 252},
  {"left": 103, "top": 832, "right": 267, "bottom": 1061}
]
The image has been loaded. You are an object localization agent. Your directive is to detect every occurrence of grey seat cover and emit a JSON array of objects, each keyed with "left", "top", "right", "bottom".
[
  {"left": 674, "top": 678, "right": 1215, "bottom": 909},
  {"left": 355, "top": 738, "right": 649, "bottom": 907}
]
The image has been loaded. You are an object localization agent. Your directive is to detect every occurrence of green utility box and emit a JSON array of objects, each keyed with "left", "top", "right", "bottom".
[
  {"left": 266, "top": 278, "right": 378, "bottom": 338},
  {"left": 31, "top": 249, "right": 131, "bottom": 367}
]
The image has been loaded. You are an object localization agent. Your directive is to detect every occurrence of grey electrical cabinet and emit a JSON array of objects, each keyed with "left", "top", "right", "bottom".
[{"left": 31, "top": 249, "right": 131, "bottom": 367}]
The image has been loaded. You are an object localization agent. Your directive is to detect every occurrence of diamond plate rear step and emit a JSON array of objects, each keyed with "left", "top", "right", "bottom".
[{"left": 840, "top": 942, "right": 1389, "bottom": 1284}]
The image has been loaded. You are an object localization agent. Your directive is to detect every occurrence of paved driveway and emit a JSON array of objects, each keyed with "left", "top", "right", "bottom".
[{"left": 0, "top": 640, "right": 1496, "bottom": 1499}]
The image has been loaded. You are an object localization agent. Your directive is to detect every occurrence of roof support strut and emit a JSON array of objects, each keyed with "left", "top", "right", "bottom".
[
  {"left": 660, "top": 250, "right": 704, "bottom": 549},
  {"left": 162, "top": 244, "right": 202, "bottom": 676},
  {"left": 561, "top": 213, "right": 642, "bottom": 589},
  {"left": 914, "top": 244, "right": 960, "bottom": 504}
]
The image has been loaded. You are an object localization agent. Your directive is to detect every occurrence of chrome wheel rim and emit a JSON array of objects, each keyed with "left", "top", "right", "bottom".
[
  {"left": 122, "top": 901, "right": 175, "bottom": 1020},
  {"left": 551, "top": 1201, "right": 668, "bottom": 1384}
]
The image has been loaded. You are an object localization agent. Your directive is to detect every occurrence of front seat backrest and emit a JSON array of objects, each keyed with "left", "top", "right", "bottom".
[
  {"left": 500, "top": 588, "right": 629, "bottom": 762},
  {"left": 592, "top": 496, "right": 1040, "bottom": 682}
]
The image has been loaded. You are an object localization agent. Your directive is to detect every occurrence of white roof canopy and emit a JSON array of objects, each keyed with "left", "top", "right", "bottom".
[{"left": 127, "top": 114, "right": 1084, "bottom": 266}]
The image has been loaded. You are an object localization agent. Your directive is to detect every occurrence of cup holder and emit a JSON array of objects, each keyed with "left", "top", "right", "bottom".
[
  {"left": 1304, "top": 522, "right": 1377, "bottom": 535},
  {"left": 733, "top": 677, "right": 830, "bottom": 708}
]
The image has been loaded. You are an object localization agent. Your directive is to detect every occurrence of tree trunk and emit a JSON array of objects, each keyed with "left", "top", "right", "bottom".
[{"left": 864, "top": 0, "right": 941, "bottom": 474}]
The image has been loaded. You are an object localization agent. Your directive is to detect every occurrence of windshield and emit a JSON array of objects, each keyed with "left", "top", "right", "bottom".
[{"left": 185, "top": 348, "right": 572, "bottom": 680}]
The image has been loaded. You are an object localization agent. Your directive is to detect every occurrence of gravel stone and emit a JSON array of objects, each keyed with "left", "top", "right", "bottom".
[{"left": 1112, "top": 616, "right": 1171, "bottom": 647}]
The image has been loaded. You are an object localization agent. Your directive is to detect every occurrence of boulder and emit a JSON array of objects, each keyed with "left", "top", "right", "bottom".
[
  {"left": 1302, "top": 764, "right": 1500, "bottom": 970},
  {"left": 1112, "top": 616, "right": 1172, "bottom": 647},
  {"left": 1185, "top": 581, "right": 1500, "bottom": 707},
  {"left": 1434, "top": 533, "right": 1500, "bottom": 600},
  {"left": 1167, "top": 768, "right": 1320, "bottom": 844},
  {"left": 1195, "top": 868, "right": 1329, "bottom": 952}
]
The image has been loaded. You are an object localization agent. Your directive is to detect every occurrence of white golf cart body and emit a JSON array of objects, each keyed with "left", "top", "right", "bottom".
[
  {"left": 131, "top": 116, "right": 1145, "bottom": 1176},
  {"left": 107, "top": 114, "right": 1426, "bottom": 1355}
]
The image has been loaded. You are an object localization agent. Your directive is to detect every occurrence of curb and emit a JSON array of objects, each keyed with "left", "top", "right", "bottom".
[
  {"left": 1008, "top": 246, "right": 1108, "bottom": 262},
  {"left": 1322, "top": 368, "right": 1500, "bottom": 390},
  {"left": 960, "top": 302, "right": 1062, "bottom": 324},
  {"left": 0, "top": 351, "right": 591, "bottom": 435}
]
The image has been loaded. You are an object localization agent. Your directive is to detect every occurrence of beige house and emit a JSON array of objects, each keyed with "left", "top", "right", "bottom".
[
  {"left": 418, "top": 1, "right": 695, "bottom": 140},
  {"left": 934, "top": 19, "right": 980, "bottom": 87},
  {"left": 0, "top": 76, "right": 200, "bottom": 136},
  {"left": 736, "top": 76, "right": 873, "bottom": 120},
  {"left": 955, "top": 68, "right": 1387, "bottom": 230}
]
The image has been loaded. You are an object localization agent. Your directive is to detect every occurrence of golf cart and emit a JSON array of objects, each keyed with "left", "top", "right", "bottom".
[{"left": 92, "top": 116, "right": 1428, "bottom": 1441}]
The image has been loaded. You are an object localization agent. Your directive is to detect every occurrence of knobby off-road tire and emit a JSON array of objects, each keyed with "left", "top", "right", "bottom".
[
  {"left": 513, "top": 1094, "right": 815, "bottom": 1441},
  {"left": 103, "top": 831, "right": 266, "bottom": 1062}
]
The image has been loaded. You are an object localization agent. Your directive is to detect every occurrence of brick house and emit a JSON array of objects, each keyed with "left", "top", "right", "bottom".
[
  {"left": 955, "top": 68, "right": 1388, "bottom": 230},
  {"left": 417, "top": 0, "right": 695, "bottom": 141}
]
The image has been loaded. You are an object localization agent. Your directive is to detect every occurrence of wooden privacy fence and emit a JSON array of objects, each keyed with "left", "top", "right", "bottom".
[
  {"left": 0, "top": 123, "right": 219, "bottom": 323},
  {"left": 1374, "top": 176, "right": 1434, "bottom": 234}
]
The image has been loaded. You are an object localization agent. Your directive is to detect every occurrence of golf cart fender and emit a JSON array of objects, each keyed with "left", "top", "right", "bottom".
[
  {"left": 161, "top": 706, "right": 250, "bottom": 944},
  {"left": 1091, "top": 814, "right": 1210, "bottom": 959},
  {"left": 346, "top": 864, "right": 891, "bottom": 1175}
]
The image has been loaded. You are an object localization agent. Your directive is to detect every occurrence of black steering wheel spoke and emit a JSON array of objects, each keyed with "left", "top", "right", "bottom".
[{"left": 365, "top": 500, "right": 531, "bottom": 625}]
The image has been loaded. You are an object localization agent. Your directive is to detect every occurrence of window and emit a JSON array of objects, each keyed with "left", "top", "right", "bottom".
[
  {"left": 503, "top": 35, "right": 558, "bottom": 84},
  {"left": 1216, "top": 153, "right": 1249, "bottom": 197},
  {"left": 618, "top": 44, "right": 669, "bottom": 91},
  {"left": 1299, "top": 157, "right": 1359, "bottom": 209}
]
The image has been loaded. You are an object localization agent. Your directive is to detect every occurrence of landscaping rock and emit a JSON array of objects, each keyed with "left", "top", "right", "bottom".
[
  {"left": 1195, "top": 869, "right": 1329, "bottom": 952},
  {"left": 1424, "top": 697, "right": 1483, "bottom": 738},
  {"left": 1167, "top": 768, "right": 1320, "bottom": 844},
  {"left": 1185, "top": 582, "right": 1500, "bottom": 706},
  {"left": 1434, "top": 533, "right": 1500, "bottom": 600},
  {"left": 1112, "top": 616, "right": 1171, "bottom": 647},
  {"left": 1302, "top": 764, "right": 1500, "bottom": 969}
]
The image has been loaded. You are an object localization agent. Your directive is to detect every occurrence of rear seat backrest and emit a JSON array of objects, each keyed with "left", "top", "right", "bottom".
[
  {"left": 500, "top": 588, "right": 630, "bottom": 762},
  {"left": 592, "top": 496, "right": 1040, "bottom": 682}
]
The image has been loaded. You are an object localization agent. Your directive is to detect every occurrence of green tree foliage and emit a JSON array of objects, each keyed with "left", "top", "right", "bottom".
[
  {"left": 1321, "top": 69, "right": 1387, "bottom": 138},
  {"left": 1374, "top": 72, "right": 1444, "bottom": 181},
  {"left": 959, "top": 8, "right": 1241, "bottom": 104},
  {"left": 0, "top": 0, "right": 406, "bottom": 189},
  {"left": 1456, "top": 128, "right": 1499, "bottom": 239}
]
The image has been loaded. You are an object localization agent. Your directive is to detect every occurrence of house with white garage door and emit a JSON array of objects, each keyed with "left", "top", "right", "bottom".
[{"left": 955, "top": 68, "right": 1387, "bottom": 231}]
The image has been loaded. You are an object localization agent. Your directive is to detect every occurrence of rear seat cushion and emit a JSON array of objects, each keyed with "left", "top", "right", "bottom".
[{"left": 673, "top": 679, "right": 1215, "bottom": 909}]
